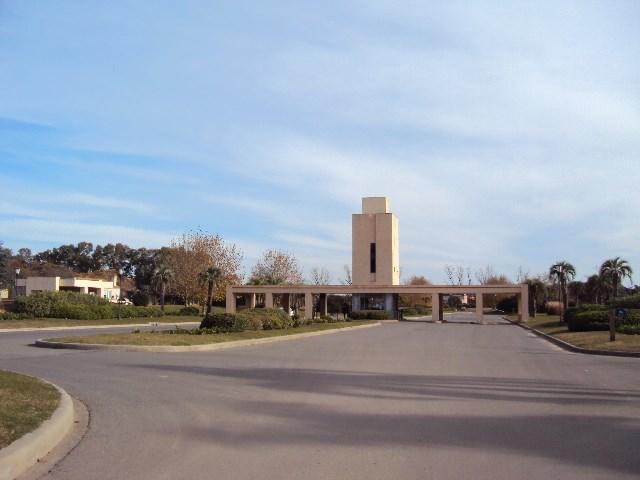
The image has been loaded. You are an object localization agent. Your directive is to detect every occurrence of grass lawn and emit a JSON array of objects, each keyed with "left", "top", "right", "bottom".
[
  {"left": 47, "top": 320, "right": 377, "bottom": 347},
  {"left": 0, "top": 314, "right": 201, "bottom": 330},
  {"left": 0, "top": 370, "right": 60, "bottom": 449},
  {"left": 511, "top": 314, "right": 640, "bottom": 353}
]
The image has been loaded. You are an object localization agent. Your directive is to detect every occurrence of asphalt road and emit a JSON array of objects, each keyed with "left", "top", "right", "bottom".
[{"left": 2, "top": 314, "right": 639, "bottom": 479}]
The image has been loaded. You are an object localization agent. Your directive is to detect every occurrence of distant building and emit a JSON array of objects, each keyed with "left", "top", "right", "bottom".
[
  {"left": 0, "top": 288, "right": 8, "bottom": 300},
  {"left": 16, "top": 273, "right": 121, "bottom": 301}
]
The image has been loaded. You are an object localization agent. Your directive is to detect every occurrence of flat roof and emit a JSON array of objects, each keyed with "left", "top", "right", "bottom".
[{"left": 229, "top": 284, "right": 525, "bottom": 295}]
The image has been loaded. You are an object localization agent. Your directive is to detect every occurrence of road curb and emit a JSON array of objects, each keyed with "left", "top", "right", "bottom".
[
  {"left": 506, "top": 317, "right": 640, "bottom": 358},
  {"left": 0, "top": 378, "right": 75, "bottom": 480},
  {"left": 0, "top": 321, "right": 200, "bottom": 334},
  {"left": 34, "top": 322, "right": 382, "bottom": 353}
]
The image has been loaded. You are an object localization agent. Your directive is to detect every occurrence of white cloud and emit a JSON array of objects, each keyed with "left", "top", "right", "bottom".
[{"left": 0, "top": 219, "right": 174, "bottom": 248}]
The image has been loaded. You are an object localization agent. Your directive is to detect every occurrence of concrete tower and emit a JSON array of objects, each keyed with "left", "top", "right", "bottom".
[{"left": 352, "top": 197, "right": 400, "bottom": 285}]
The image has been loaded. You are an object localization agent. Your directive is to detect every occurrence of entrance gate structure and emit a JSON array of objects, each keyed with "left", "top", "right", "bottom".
[{"left": 226, "top": 283, "right": 529, "bottom": 323}]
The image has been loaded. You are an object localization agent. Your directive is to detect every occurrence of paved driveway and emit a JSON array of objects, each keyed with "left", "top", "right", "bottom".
[{"left": 2, "top": 314, "right": 639, "bottom": 479}]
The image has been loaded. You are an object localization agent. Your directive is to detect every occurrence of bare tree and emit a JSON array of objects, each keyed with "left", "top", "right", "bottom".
[
  {"left": 310, "top": 267, "right": 331, "bottom": 285},
  {"left": 444, "top": 265, "right": 465, "bottom": 285},
  {"left": 249, "top": 249, "right": 304, "bottom": 285},
  {"left": 341, "top": 265, "right": 352, "bottom": 285}
]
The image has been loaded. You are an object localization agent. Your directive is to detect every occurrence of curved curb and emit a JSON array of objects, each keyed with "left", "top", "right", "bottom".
[
  {"left": 0, "top": 378, "right": 75, "bottom": 480},
  {"left": 34, "top": 322, "right": 382, "bottom": 353},
  {"left": 505, "top": 317, "right": 640, "bottom": 358}
]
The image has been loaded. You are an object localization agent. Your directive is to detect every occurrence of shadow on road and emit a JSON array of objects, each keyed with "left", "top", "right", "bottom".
[{"left": 131, "top": 364, "right": 640, "bottom": 475}]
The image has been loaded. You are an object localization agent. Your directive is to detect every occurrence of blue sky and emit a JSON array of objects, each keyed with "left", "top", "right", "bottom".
[{"left": 1, "top": 1, "right": 639, "bottom": 284}]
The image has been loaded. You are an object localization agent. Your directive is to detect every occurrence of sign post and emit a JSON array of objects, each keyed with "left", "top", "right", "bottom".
[{"left": 610, "top": 308, "right": 626, "bottom": 342}]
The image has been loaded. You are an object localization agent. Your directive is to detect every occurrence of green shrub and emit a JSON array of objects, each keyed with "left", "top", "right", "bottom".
[
  {"left": 401, "top": 308, "right": 419, "bottom": 317},
  {"left": 13, "top": 291, "right": 111, "bottom": 317},
  {"left": 0, "top": 312, "right": 30, "bottom": 320},
  {"left": 567, "top": 310, "right": 609, "bottom": 332},
  {"left": 131, "top": 291, "right": 151, "bottom": 306},
  {"left": 200, "top": 313, "right": 236, "bottom": 330},
  {"left": 349, "top": 310, "right": 389, "bottom": 320},
  {"left": 232, "top": 308, "right": 292, "bottom": 330},
  {"left": 610, "top": 294, "right": 640, "bottom": 309},
  {"left": 178, "top": 306, "right": 200, "bottom": 316}
]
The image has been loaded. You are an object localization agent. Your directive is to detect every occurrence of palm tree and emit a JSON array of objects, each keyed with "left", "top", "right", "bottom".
[
  {"left": 152, "top": 264, "right": 174, "bottom": 311},
  {"left": 599, "top": 257, "right": 633, "bottom": 300},
  {"left": 524, "top": 277, "right": 545, "bottom": 318},
  {"left": 549, "top": 261, "right": 576, "bottom": 320},
  {"left": 199, "top": 266, "right": 223, "bottom": 318},
  {"left": 584, "top": 274, "right": 610, "bottom": 304}
]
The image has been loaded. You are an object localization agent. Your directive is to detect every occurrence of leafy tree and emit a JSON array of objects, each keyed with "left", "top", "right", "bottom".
[
  {"left": 199, "top": 266, "right": 222, "bottom": 317},
  {"left": 568, "top": 280, "right": 585, "bottom": 307},
  {"left": 0, "top": 241, "right": 13, "bottom": 290},
  {"left": 401, "top": 275, "right": 431, "bottom": 307},
  {"left": 167, "top": 230, "right": 242, "bottom": 306},
  {"left": 17, "top": 248, "right": 33, "bottom": 265},
  {"left": 152, "top": 264, "right": 174, "bottom": 311},
  {"left": 523, "top": 277, "right": 546, "bottom": 317},
  {"left": 249, "top": 249, "right": 303, "bottom": 285},
  {"left": 599, "top": 257, "right": 633, "bottom": 300},
  {"left": 584, "top": 274, "right": 609, "bottom": 304},
  {"left": 549, "top": 261, "right": 576, "bottom": 320}
]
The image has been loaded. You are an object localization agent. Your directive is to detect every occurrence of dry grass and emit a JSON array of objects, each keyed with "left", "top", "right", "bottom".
[
  {"left": 47, "top": 321, "right": 376, "bottom": 347},
  {"left": 512, "top": 314, "right": 640, "bottom": 353},
  {"left": 0, "top": 370, "right": 60, "bottom": 449}
]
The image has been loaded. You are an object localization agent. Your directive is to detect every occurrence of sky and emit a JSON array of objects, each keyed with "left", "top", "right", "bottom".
[{"left": 1, "top": 1, "right": 639, "bottom": 285}]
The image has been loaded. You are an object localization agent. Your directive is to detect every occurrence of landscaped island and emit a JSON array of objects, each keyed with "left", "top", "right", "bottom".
[
  {"left": 0, "top": 370, "right": 60, "bottom": 449},
  {"left": 46, "top": 320, "right": 376, "bottom": 347}
]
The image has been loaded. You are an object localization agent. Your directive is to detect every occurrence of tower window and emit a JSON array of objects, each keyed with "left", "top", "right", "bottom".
[{"left": 370, "top": 243, "right": 376, "bottom": 273}]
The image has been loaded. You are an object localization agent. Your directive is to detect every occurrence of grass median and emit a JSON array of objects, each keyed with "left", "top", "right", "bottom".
[
  {"left": 46, "top": 320, "right": 377, "bottom": 347},
  {"left": 0, "top": 370, "right": 60, "bottom": 449},
  {"left": 512, "top": 314, "right": 640, "bottom": 353}
]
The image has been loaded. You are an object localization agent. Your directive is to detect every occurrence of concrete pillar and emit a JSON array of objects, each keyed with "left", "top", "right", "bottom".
[
  {"left": 265, "top": 292, "right": 274, "bottom": 309},
  {"left": 81, "top": 286, "right": 89, "bottom": 294},
  {"left": 352, "top": 294, "right": 361, "bottom": 312},
  {"left": 476, "top": 292, "right": 484, "bottom": 324},
  {"left": 431, "top": 293, "right": 440, "bottom": 322},
  {"left": 304, "top": 292, "right": 313, "bottom": 320},
  {"left": 518, "top": 285, "right": 529, "bottom": 323},
  {"left": 384, "top": 293, "right": 397, "bottom": 319},
  {"left": 225, "top": 286, "right": 236, "bottom": 314},
  {"left": 319, "top": 294, "right": 327, "bottom": 316},
  {"left": 248, "top": 293, "right": 256, "bottom": 309}
]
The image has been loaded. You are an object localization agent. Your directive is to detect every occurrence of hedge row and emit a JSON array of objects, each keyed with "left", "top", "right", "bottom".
[
  {"left": 565, "top": 304, "right": 640, "bottom": 333},
  {"left": 349, "top": 310, "right": 389, "bottom": 320},
  {"left": 199, "top": 309, "right": 359, "bottom": 332},
  {"left": 401, "top": 307, "right": 431, "bottom": 317},
  {"left": 5, "top": 291, "right": 199, "bottom": 320}
]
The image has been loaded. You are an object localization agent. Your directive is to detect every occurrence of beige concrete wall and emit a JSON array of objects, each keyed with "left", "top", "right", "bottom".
[
  {"left": 17, "top": 277, "right": 119, "bottom": 299},
  {"left": 352, "top": 210, "right": 399, "bottom": 286},
  {"left": 362, "top": 197, "right": 388, "bottom": 214},
  {"left": 22, "top": 277, "right": 59, "bottom": 295}
]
